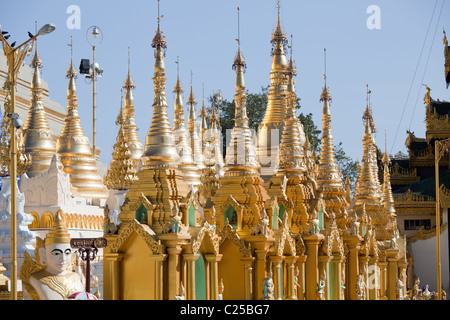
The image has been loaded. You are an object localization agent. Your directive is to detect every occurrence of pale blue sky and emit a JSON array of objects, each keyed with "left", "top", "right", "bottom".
[{"left": 1, "top": 0, "right": 449, "bottom": 166}]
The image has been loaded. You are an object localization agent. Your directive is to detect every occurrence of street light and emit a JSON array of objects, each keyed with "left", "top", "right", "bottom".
[
  {"left": 0, "top": 22, "right": 55, "bottom": 300},
  {"left": 82, "top": 25, "right": 103, "bottom": 158}
]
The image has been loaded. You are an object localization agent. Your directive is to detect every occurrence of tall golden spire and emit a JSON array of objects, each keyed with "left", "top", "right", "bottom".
[
  {"left": 186, "top": 71, "right": 204, "bottom": 169},
  {"left": 141, "top": 5, "right": 178, "bottom": 168},
  {"left": 22, "top": 42, "right": 56, "bottom": 177},
  {"left": 257, "top": 0, "right": 289, "bottom": 175},
  {"left": 355, "top": 108, "right": 380, "bottom": 200},
  {"left": 56, "top": 46, "right": 107, "bottom": 198},
  {"left": 209, "top": 91, "right": 225, "bottom": 175},
  {"left": 115, "top": 1, "right": 191, "bottom": 234},
  {"left": 278, "top": 35, "right": 306, "bottom": 172},
  {"left": 122, "top": 47, "right": 143, "bottom": 162},
  {"left": 267, "top": 35, "right": 313, "bottom": 234},
  {"left": 104, "top": 91, "right": 138, "bottom": 190},
  {"left": 225, "top": 14, "right": 259, "bottom": 172},
  {"left": 172, "top": 56, "right": 193, "bottom": 164},
  {"left": 315, "top": 49, "right": 348, "bottom": 229},
  {"left": 363, "top": 86, "right": 383, "bottom": 199},
  {"left": 171, "top": 58, "right": 201, "bottom": 185},
  {"left": 212, "top": 7, "right": 269, "bottom": 235},
  {"left": 352, "top": 99, "right": 392, "bottom": 241},
  {"left": 316, "top": 73, "right": 342, "bottom": 187},
  {"left": 199, "top": 85, "right": 208, "bottom": 135},
  {"left": 382, "top": 131, "right": 395, "bottom": 214}
]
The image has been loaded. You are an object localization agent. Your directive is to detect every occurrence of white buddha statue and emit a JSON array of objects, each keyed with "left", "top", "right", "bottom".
[{"left": 20, "top": 212, "right": 84, "bottom": 299}]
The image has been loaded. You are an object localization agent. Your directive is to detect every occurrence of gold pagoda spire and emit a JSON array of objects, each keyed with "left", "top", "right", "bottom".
[
  {"left": 171, "top": 58, "right": 201, "bottom": 185},
  {"left": 362, "top": 86, "right": 383, "bottom": 199},
  {"left": 316, "top": 73, "right": 342, "bottom": 188},
  {"left": 56, "top": 48, "right": 107, "bottom": 198},
  {"left": 209, "top": 91, "right": 225, "bottom": 175},
  {"left": 172, "top": 56, "right": 193, "bottom": 164},
  {"left": 382, "top": 131, "right": 395, "bottom": 214},
  {"left": 278, "top": 35, "right": 306, "bottom": 172},
  {"left": 225, "top": 22, "right": 259, "bottom": 171},
  {"left": 355, "top": 111, "right": 380, "bottom": 200},
  {"left": 104, "top": 90, "right": 138, "bottom": 190},
  {"left": 267, "top": 35, "right": 314, "bottom": 234},
  {"left": 122, "top": 47, "right": 143, "bottom": 162},
  {"left": 141, "top": 6, "right": 179, "bottom": 168},
  {"left": 212, "top": 7, "right": 269, "bottom": 235},
  {"left": 199, "top": 85, "right": 208, "bottom": 134},
  {"left": 186, "top": 71, "right": 204, "bottom": 169},
  {"left": 315, "top": 50, "right": 349, "bottom": 229},
  {"left": 352, "top": 100, "right": 393, "bottom": 241},
  {"left": 22, "top": 42, "right": 56, "bottom": 177},
  {"left": 257, "top": 0, "right": 289, "bottom": 175}
]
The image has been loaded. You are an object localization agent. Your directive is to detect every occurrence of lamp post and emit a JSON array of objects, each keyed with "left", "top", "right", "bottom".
[
  {"left": 0, "top": 23, "right": 55, "bottom": 300},
  {"left": 85, "top": 25, "right": 103, "bottom": 158},
  {"left": 434, "top": 138, "right": 450, "bottom": 300}
]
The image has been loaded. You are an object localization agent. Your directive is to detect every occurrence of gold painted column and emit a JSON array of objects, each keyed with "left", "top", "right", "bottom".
[
  {"left": 167, "top": 246, "right": 183, "bottom": 300},
  {"left": 368, "top": 256, "right": 379, "bottom": 300},
  {"left": 296, "top": 255, "right": 307, "bottom": 300},
  {"left": 385, "top": 249, "right": 399, "bottom": 300},
  {"left": 255, "top": 248, "right": 268, "bottom": 300},
  {"left": 398, "top": 259, "right": 408, "bottom": 300},
  {"left": 269, "top": 255, "right": 285, "bottom": 300},
  {"left": 241, "top": 257, "right": 255, "bottom": 300},
  {"left": 104, "top": 253, "right": 123, "bottom": 300},
  {"left": 149, "top": 254, "right": 167, "bottom": 300},
  {"left": 343, "top": 235, "right": 362, "bottom": 300},
  {"left": 319, "top": 255, "right": 332, "bottom": 300},
  {"left": 303, "top": 233, "right": 324, "bottom": 300},
  {"left": 359, "top": 255, "right": 369, "bottom": 300},
  {"left": 377, "top": 261, "right": 388, "bottom": 300},
  {"left": 206, "top": 254, "right": 222, "bottom": 300},
  {"left": 183, "top": 253, "right": 200, "bottom": 300},
  {"left": 330, "top": 254, "right": 344, "bottom": 300},
  {"left": 284, "top": 256, "right": 298, "bottom": 300}
]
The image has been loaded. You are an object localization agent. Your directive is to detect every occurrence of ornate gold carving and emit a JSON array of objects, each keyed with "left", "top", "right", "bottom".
[
  {"left": 191, "top": 222, "right": 220, "bottom": 255},
  {"left": 104, "top": 100, "right": 138, "bottom": 190},
  {"left": 439, "top": 184, "right": 450, "bottom": 209},
  {"left": 321, "top": 219, "right": 344, "bottom": 257},
  {"left": 109, "top": 219, "right": 163, "bottom": 255},
  {"left": 218, "top": 222, "right": 253, "bottom": 257},
  {"left": 408, "top": 223, "right": 447, "bottom": 244}
]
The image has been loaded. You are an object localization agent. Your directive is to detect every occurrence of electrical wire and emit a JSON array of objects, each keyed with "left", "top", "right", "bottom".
[
  {"left": 408, "top": 0, "right": 446, "bottom": 130},
  {"left": 390, "top": 0, "right": 439, "bottom": 155}
]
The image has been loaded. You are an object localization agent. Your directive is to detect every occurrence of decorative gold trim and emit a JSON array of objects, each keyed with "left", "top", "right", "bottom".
[
  {"left": 218, "top": 222, "right": 252, "bottom": 258},
  {"left": 439, "top": 184, "right": 450, "bottom": 209},
  {"left": 408, "top": 223, "right": 447, "bottom": 244},
  {"left": 108, "top": 219, "right": 163, "bottom": 255},
  {"left": 191, "top": 222, "right": 220, "bottom": 255}
]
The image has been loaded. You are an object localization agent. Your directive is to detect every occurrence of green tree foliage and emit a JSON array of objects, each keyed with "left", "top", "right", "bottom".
[{"left": 333, "top": 141, "right": 359, "bottom": 191}]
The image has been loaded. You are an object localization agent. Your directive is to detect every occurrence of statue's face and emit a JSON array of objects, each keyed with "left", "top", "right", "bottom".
[{"left": 44, "top": 243, "right": 73, "bottom": 275}]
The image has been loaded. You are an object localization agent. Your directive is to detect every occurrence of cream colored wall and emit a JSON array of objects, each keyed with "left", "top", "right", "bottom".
[{"left": 411, "top": 208, "right": 449, "bottom": 293}]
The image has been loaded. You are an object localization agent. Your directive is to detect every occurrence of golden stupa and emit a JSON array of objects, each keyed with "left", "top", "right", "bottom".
[
  {"left": 186, "top": 74, "right": 204, "bottom": 172},
  {"left": 101, "top": 2, "right": 410, "bottom": 301},
  {"left": 55, "top": 54, "right": 107, "bottom": 198},
  {"left": 21, "top": 44, "right": 56, "bottom": 178},
  {"left": 122, "top": 52, "right": 143, "bottom": 163},
  {"left": 257, "top": 3, "right": 289, "bottom": 177}
]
